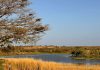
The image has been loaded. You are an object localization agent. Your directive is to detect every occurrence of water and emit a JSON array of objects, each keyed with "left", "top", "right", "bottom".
[{"left": 1, "top": 54, "right": 100, "bottom": 65}]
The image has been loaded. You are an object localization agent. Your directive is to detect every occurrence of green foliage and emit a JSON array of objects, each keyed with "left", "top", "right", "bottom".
[
  {"left": 71, "top": 47, "right": 100, "bottom": 59},
  {"left": 71, "top": 47, "right": 84, "bottom": 57}
]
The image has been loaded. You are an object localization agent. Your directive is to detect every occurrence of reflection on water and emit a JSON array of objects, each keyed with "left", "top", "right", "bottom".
[{"left": 0, "top": 54, "right": 100, "bottom": 65}]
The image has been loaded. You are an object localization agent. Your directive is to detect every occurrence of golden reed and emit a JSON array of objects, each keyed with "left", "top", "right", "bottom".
[{"left": 3, "top": 58, "right": 100, "bottom": 70}]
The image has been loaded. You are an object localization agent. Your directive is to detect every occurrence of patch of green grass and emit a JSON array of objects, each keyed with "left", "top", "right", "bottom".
[
  {"left": 31, "top": 52, "right": 69, "bottom": 55},
  {"left": 72, "top": 56, "right": 100, "bottom": 60},
  {"left": 0, "top": 59, "right": 4, "bottom": 70}
]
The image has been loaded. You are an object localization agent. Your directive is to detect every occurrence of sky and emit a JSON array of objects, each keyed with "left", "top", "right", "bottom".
[{"left": 29, "top": 0, "right": 100, "bottom": 46}]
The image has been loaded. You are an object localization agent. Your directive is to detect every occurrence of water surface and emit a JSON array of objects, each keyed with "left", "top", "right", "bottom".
[{"left": 1, "top": 54, "right": 100, "bottom": 65}]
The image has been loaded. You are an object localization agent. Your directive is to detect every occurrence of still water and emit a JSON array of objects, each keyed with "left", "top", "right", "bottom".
[{"left": 1, "top": 54, "right": 100, "bottom": 65}]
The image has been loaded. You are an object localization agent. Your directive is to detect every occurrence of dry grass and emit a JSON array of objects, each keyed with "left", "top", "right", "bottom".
[{"left": 3, "top": 58, "right": 100, "bottom": 70}]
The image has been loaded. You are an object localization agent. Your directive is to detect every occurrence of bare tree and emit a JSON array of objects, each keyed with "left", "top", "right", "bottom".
[{"left": 0, "top": 0, "right": 48, "bottom": 47}]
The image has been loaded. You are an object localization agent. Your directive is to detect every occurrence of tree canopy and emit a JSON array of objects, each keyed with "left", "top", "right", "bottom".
[{"left": 0, "top": 0, "right": 48, "bottom": 47}]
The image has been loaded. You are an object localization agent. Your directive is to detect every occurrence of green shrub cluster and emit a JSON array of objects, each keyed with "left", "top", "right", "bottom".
[{"left": 71, "top": 47, "right": 100, "bottom": 59}]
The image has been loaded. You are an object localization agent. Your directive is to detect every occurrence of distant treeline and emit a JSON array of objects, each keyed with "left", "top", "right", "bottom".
[
  {"left": 0, "top": 46, "right": 100, "bottom": 59},
  {"left": 0, "top": 46, "right": 72, "bottom": 55}
]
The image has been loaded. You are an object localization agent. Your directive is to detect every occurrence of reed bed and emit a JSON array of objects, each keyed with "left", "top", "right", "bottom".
[{"left": 3, "top": 58, "right": 100, "bottom": 70}]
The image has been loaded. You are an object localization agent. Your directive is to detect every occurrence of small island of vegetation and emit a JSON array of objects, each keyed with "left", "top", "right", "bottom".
[{"left": 71, "top": 47, "right": 100, "bottom": 60}]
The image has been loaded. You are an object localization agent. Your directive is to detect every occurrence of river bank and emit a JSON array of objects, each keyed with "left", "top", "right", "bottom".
[{"left": 0, "top": 46, "right": 100, "bottom": 60}]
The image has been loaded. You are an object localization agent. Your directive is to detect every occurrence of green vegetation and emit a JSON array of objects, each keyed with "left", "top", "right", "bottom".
[
  {"left": 71, "top": 47, "right": 100, "bottom": 59},
  {"left": 0, "top": 59, "right": 4, "bottom": 70},
  {"left": 0, "top": 46, "right": 72, "bottom": 56},
  {"left": 0, "top": 46, "right": 100, "bottom": 60}
]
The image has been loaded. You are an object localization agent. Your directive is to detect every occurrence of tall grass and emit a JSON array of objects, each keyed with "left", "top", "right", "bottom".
[
  {"left": 0, "top": 59, "right": 4, "bottom": 70},
  {"left": 4, "top": 58, "right": 100, "bottom": 70}
]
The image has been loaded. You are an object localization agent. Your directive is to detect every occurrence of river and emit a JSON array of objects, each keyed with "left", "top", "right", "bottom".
[{"left": 0, "top": 54, "right": 100, "bottom": 65}]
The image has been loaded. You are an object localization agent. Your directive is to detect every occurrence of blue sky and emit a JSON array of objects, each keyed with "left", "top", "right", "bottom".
[{"left": 30, "top": 0, "right": 100, "bottom": 46}]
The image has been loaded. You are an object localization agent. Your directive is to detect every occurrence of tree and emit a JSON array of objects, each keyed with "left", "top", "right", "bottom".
[
  {"left": 71, "top": 47, "right": 84, "bottom": 57},
  {"left": 0, "top": 0, "right": 48, "bottom": 47}
]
